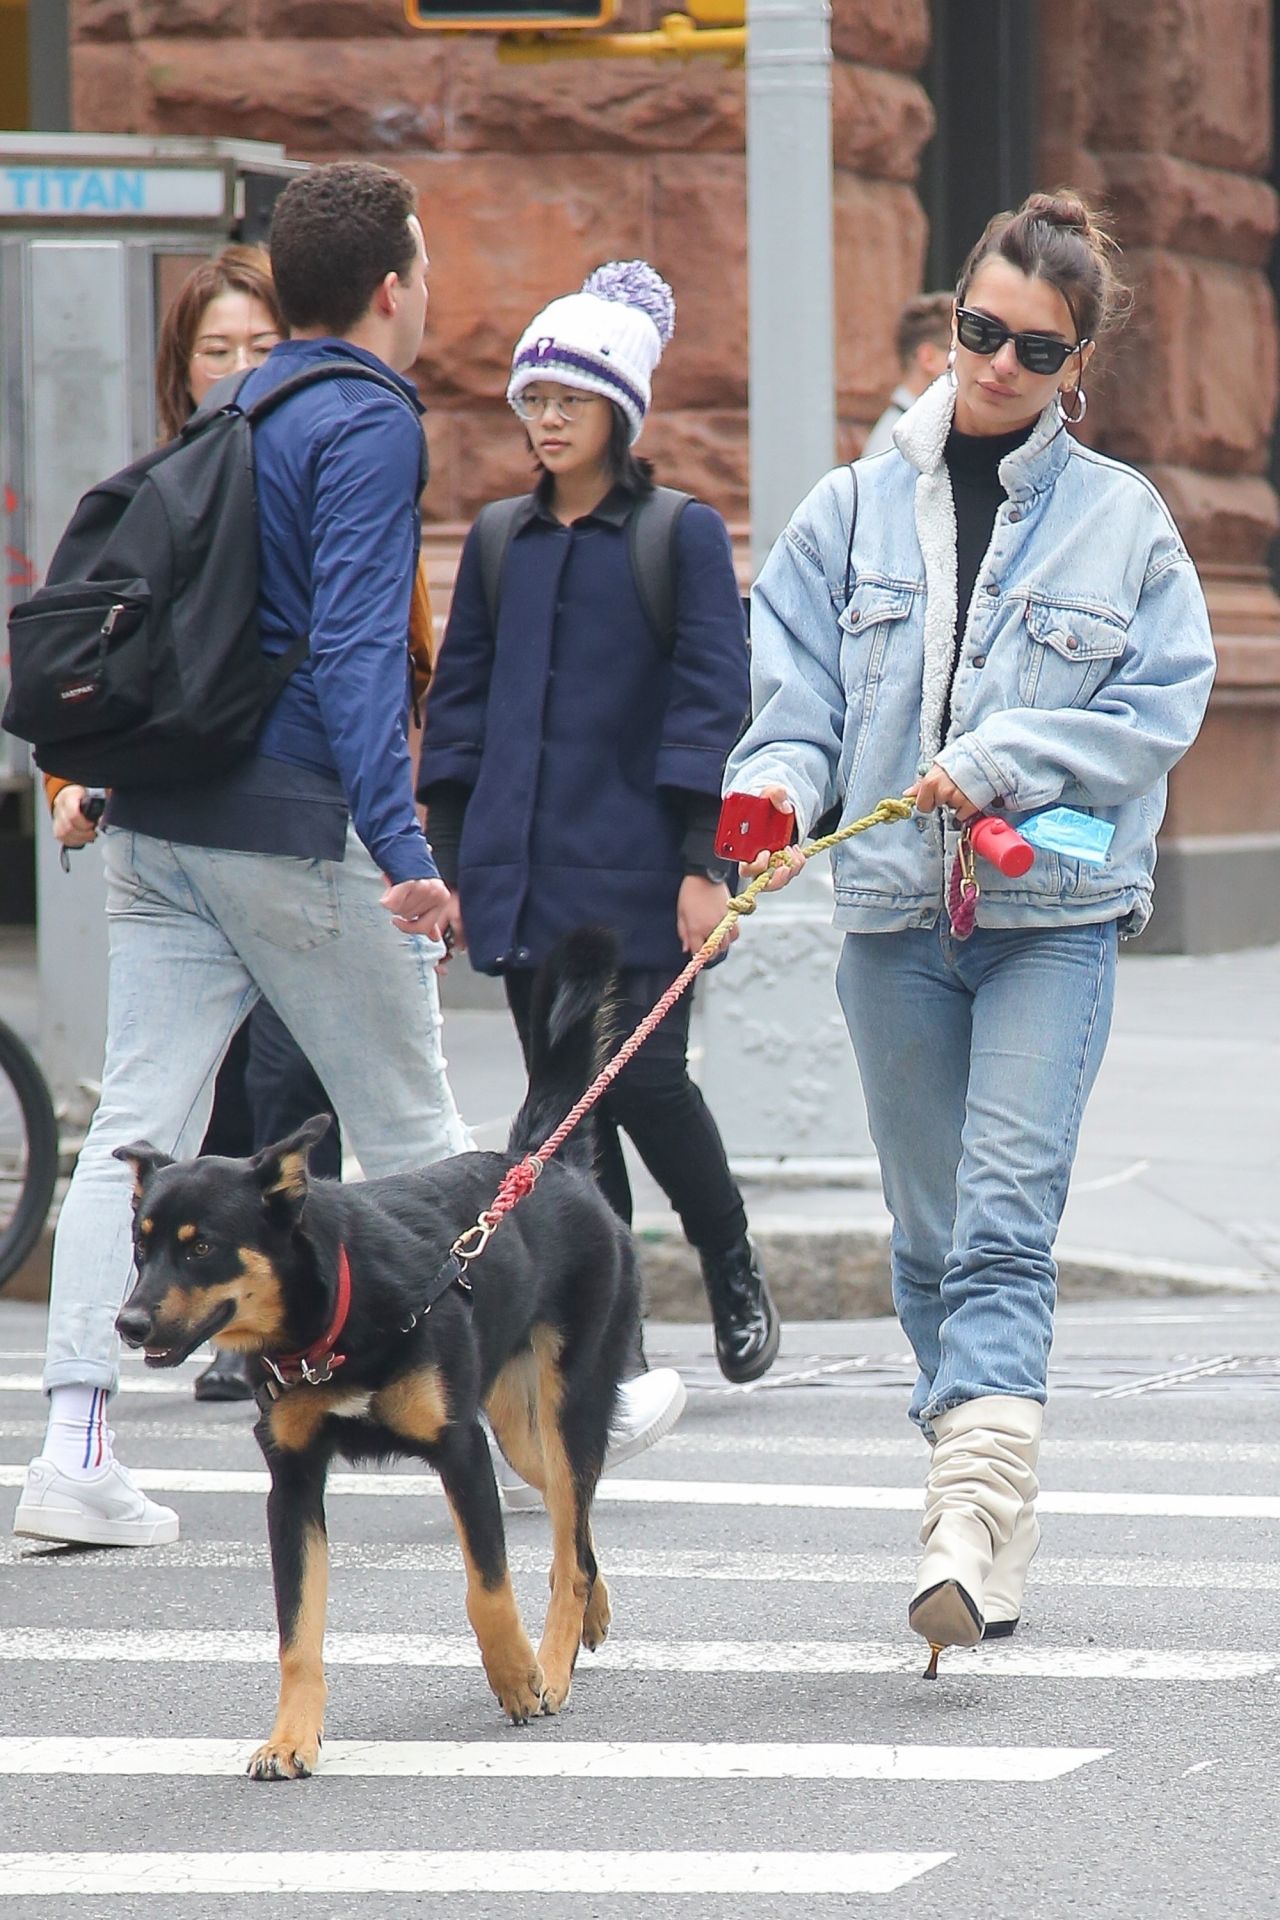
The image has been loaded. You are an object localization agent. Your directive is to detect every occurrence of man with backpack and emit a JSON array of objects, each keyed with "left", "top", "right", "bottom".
[{"left": 12, "top": 161, "right": 472, "bottom": 1548}]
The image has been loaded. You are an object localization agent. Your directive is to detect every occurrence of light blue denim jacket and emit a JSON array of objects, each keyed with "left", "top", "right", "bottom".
[{"left": 727, "top": 378, "right": 1216, "bottom": 935}]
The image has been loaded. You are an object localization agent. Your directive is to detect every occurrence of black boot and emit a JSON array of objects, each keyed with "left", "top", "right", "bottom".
[
  {"left": 193, "top": 1349, "right": 255, "bottom": 1403},
  {"left": 698, "top": 1237, "right": 780, "bottom": 1383}
]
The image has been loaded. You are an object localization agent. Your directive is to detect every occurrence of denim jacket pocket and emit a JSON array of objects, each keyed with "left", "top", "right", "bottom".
[
  {"left": 1018, "top": 600, "right": 1127, "bottom": 709},
  {"left": 837, "top": 583, "right": 915, "bottom": 703}
]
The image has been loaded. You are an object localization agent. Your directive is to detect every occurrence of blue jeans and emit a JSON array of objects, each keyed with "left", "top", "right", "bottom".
[
  {"left": 836, "top": 919, "right": 1117, "bottom": 1429},
  {"left": 44, "top": 827, "right": 472, "bottom": 1395}
]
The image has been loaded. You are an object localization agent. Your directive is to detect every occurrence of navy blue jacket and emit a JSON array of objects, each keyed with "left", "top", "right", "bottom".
[
  {"left": 420, "top": 486, "right": 748, "bottom": 973},
  {"left": 244, "top": 338, "right": 435, "bottom": 885}
]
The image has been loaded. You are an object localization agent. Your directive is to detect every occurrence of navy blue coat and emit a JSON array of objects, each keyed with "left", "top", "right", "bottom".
[{"left": 420, "top": 486, "right": 749, "bottom": 974}]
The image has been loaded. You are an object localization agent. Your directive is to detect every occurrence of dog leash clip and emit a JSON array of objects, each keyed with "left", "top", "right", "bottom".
[{"left": 452, "top": 1211, "right": 499, "bottom": 1266}]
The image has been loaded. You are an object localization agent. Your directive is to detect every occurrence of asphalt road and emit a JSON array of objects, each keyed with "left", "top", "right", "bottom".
[{"left": 1, "top": 1293, "right": 1278, "bottom": 1919}]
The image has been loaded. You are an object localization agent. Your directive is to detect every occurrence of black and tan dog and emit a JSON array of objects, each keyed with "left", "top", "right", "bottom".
[{"left": 113, "top": 930, "right": 637, "bottom": 1780}]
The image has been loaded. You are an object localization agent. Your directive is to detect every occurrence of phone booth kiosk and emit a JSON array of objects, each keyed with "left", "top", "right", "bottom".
[{"left": 0, "top": 134, "right": 303, "bottom": 1118}]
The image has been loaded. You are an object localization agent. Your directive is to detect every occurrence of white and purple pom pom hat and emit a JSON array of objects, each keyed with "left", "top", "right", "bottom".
[{"left": 507, "top": 260, "right": 676, "bottom": 444}]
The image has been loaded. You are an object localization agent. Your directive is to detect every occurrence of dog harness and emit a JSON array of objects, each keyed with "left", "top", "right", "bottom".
[{"left": 256, "top": 1243, "right": 474, "bottom": 1406}]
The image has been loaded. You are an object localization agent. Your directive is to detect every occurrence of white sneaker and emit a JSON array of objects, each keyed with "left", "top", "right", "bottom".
[
  {"left": 492, "top": 1447, "right": 544, "bottom": 1514},
  {"left": 490, "top": 1369, "right": 688, "bottom": 1513},
  {"left": 606, "top": 1369, "right": 687, "bottom": 1468},
  {"left": 13, "top": 1457, "right": 180, "bottom": 1548}
]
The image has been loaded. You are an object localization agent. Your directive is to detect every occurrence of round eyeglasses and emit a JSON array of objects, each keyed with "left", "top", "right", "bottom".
[{"left": 511, "top": 390, "right": 600, "bottom": 424}]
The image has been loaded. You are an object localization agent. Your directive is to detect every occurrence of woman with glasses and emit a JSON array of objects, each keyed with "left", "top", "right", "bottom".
[
  {"left": 421, "top": 262, "right": 780, "bottom": 1504},
  {"left": 727, "top": 193, "right": 1215, "bottom": 1669},
  {"left": 45, "top": 246, "right": 342, "bottom": 1404}
]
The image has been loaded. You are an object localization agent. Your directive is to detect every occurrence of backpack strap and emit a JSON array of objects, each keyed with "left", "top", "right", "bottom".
[
  {"left": 241, "top": 358, "right": 419, "bottom": 425},
  {"left": 474, "top": 497, "right": 530, "bottom": 634},
  {"left": 474, "top": 486, "right": 693, "bottom": 654},
  {"left": 630, "top": 486, "right": 693, "bottom": 657},
  {"left": 191, "top": 362, "right": 427, "bottom": 703},
  {"left": 843, "top": 461, "right": 859, "bottom": 604}
]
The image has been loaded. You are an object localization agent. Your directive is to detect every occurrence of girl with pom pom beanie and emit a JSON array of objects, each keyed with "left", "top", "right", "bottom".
[{"left": 422, "top": 263, "right": 780, "bottom": 1454}]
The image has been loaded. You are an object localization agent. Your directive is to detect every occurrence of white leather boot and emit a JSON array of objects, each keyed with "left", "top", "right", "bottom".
[
  {"left": 909, "top": 1395, "right": 1043, "bottom": 1676},
  {"left": 982, "top": 1500, "right": 1041, "bottom": 1638}
]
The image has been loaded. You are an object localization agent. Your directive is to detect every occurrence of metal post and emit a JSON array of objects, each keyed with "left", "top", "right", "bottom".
[
  {"left": 700, "top": 0, "right": 875, "bottom": 1169},
  {"left": 746, "top": 0, "right": 835, "bottom": 572}
]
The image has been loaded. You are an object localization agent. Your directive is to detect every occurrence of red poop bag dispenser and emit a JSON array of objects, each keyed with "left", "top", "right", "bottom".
[
  {"left": 966, "top": 812, "right": 1035, "bottom": 877},
  {"left": 716, "top": 790, "right": 1034, "bottom": 876}
]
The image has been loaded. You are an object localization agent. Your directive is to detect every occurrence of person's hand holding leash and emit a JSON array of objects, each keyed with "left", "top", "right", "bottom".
[
  {"left": 908, "top": 763, "right": 979, "bottom": 820},
  {"left": 381, "top": 875, "right": 450, "bottom": 939},
  {"left": 738, "top": 787, "right": 806, "bottom": 890}
]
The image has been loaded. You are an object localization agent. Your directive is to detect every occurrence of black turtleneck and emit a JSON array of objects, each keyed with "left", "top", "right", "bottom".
[{"left": 944, "top": 422, "right": 1033, "bottom": 665}]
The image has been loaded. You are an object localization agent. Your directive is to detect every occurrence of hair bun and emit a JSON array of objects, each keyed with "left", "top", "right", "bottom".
[{"left": 1023, "top": 191, "right": 1093, "bottom": 235}]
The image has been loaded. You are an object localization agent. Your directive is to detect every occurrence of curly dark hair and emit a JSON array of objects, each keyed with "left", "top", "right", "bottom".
[{"left": 268, "top": 163, "right": 419, "bottom": 336}]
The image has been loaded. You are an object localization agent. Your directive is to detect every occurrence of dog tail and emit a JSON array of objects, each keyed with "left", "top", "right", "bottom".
[{"left": 507, "top": 928, "right": 621, "bottom": 1169}]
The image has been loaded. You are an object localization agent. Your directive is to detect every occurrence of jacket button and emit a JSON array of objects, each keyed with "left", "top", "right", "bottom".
[
  {"left": 972, "top": 653, "right": 986, "bottom": 668},
  {"left": 984, "top": 580, "right": 998, "bottom": 595},
  {"left": 514, "top": 946, "right": 531, "bottom": 963},
  {"left": 846, "top": 609, "right": 860, "bottom": 625},
  {"left": 1008, "top": 508, "right": 1022, "bottom": 523},
  {"left": 1065, "top": 635, "right": 1080, "bottom": 652}
]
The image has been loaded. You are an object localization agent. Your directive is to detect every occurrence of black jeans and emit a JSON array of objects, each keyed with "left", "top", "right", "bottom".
[
  {"left": 504, "top": 966, "right": 747, "bottom": 1256},
  {"left": 201, "top": 1000, "right": 342, "bottom": 1180}
]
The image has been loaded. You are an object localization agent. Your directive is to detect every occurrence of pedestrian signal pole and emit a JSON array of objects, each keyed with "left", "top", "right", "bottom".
[{"left": 745, "top": 0, "right": 834, "bottom": 569}]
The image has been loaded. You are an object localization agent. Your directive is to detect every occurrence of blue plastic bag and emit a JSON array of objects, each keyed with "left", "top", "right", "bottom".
[{"left": 1019, "top": 807, "right": 1115, "bottom": 868}]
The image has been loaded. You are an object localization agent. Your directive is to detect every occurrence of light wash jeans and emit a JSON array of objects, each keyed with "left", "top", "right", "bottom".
[
  {"left": 836, "top": 919, "right": 1117, "bottom": 1430},
  {"left": 44, "top": 826, "right": 472, "bottom": 1395}
]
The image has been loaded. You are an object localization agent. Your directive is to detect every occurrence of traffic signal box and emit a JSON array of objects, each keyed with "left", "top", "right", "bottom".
[
  {"left": 405, "top": 0, "right": 618, "bottom": 26},
  {"left": 403, "top": 0, "right": 745, "bottom": 62}
]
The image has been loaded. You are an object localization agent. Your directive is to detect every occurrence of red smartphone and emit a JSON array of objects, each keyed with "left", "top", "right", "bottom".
[{"left": 715, "top": 792, "right": 796, "bottom": 864}]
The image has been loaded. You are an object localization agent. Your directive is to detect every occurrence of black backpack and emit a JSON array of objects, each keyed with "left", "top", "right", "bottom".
[
  {"left": 3, "top": 359, "right": 418, "bottom": 790},
  {"left": 474, "top": 485, "right": 694, "bottom": 654}
]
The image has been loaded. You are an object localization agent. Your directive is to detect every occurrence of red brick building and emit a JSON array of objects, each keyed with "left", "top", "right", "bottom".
[{"left": 15, "top": 0, "right": 1280, "bottom": 947}]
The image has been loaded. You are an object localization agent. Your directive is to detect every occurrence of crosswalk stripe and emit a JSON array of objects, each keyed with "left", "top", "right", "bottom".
[
  {"left": 0, "top": 1737, "right": 1106, "bottom": 1781},
  {"left": 0, "top": 1629, "right": 1267, "bottom": 1680},
  {"left": 5, "top": 1417, "right": 1277, "bottom": 1468},
  {"left": 7, "top": 1534, "right": 1279, "bottom": 1593},
  {"left": 2, "top": 1461, "right": 1276, "bottom": 1518},
  {"left": 0, "top": 1849, "right": 953, "bottom": 1896}
]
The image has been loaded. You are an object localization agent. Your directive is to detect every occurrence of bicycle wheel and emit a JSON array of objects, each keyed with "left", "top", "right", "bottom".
[{"left": 0, "top": 1019, "right": 59, "bottom": 1291}]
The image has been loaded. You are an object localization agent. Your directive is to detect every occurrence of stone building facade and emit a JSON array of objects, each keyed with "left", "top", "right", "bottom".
[{"left": 67, "top": 0, "right": 1280, "bottom": 949}]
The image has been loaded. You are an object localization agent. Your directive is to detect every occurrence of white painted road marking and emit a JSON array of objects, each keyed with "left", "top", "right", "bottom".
[
  {"left": 0, "top": 1849, "right": 953, "bottom": 1896},
  {"left": 4, "top": 1462, "right": 1278, "bottom": 1518},
  {"left": 0, "top": 1737, "right": 1107, "bottom": 1782},
  {"left": 0, "top": 1629, "right": 1268, "bottom": 1680},
  {"left": 7, "top": 1536, "right": 1280, "bottom": 1591}
]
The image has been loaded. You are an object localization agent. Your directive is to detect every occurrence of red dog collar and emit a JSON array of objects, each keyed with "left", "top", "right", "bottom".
[{"left": 261, "top": 1244, "right": 351, "bottom": 1395}]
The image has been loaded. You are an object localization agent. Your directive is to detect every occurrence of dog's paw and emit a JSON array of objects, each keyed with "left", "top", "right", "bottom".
[
  {"left": 494, "top": 1661, "right": 546, "bottom": 1726},
  {"left": 582, "top": 1578, "right": 611, "bottom": 1652},
  {"left": 246, "top": 1734, "right": 321, "bottom": 1781},
  {"left": 539, "top": 1673, "right": 573, "bottom": 1715}
]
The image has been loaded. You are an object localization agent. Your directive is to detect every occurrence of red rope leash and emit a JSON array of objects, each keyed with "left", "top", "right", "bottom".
[{"left": 449, "top": 796, "right": 915, "bottom": 1267}]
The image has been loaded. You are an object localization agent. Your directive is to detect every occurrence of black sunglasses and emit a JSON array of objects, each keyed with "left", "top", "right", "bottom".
[{"left": 955, "top": 306, "right": 1090, "bottom": 377}]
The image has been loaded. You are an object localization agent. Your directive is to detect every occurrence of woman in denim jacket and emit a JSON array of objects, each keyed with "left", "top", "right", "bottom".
[{"left": 727, "top": 193, "right": 1216, "bottom": 1671}]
